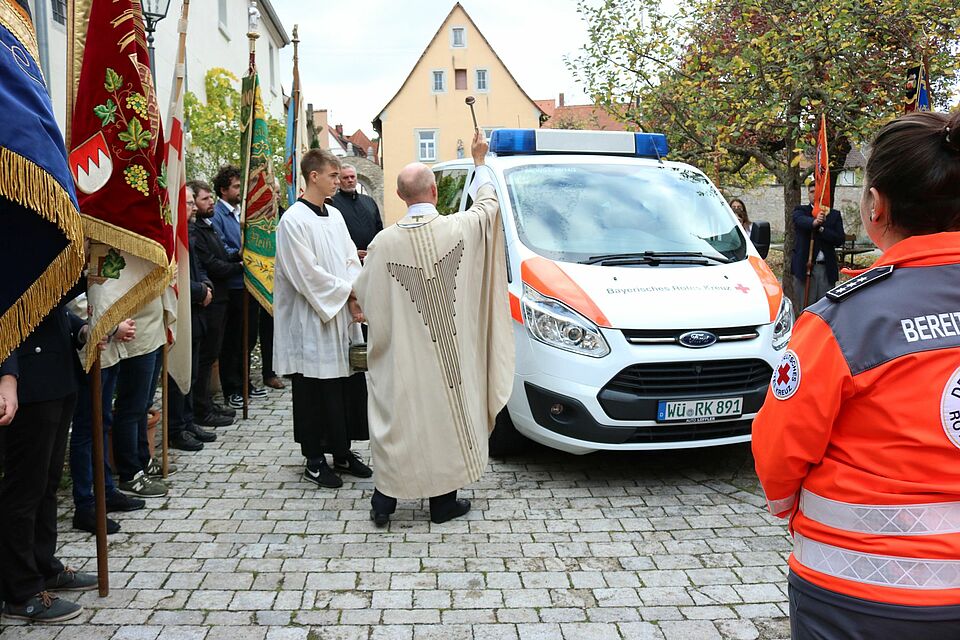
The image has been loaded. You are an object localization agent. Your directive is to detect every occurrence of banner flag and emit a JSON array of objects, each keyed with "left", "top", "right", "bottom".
[
  {"left": 0, "top": 0, "right": 84, "bottom": 362},
  {"left": 70, "top": 0, "right": 174, "bottom": 369},
  {"left": 904, "top": 63, "right": 931, "bottom": 113},
  {"left": 284, "top": 24, "right": 309, "bottom": 206},
  {"left": 812, "top": 114, "right": 830, "bottom": 216}
]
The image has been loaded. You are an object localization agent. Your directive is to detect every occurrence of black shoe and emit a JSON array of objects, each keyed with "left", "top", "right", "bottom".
[
  {"left": 333, "top": 451, "right": 373, "bottom": 478},
  {"left": 370, "top": 509, "right": 390, "bottom": 527},
  {"left": 302, "top": 463, "right": 342, "bottom": 489},
  {"left": 249, "top": 385, "right": 268, "bottom": 398},
  {"left": 72, "top": 509, "right": 120, "bottom": 535},
  {"left": 187, "top": 423, "right": 217, "bottom": 442},
  {"left": 170, "top": 430, "right": 204, "bottom": 451},
  {"left": 195, "top": 412, "right": 233, "bottom": 427},
  {"left": 213, "top": 403, "right": 237, "bottom": 418},
  {"left": 3, "top": 592, "right": 82, "bottom": 623},
  {"left": 44, "top": 567, "right": 98, "bottom": 592},
  {"left": 105, "top": 491, "right": 146, "bottom": 512},
  {"left": 431, "top": 499, "right": 471, "bottom": 524}
]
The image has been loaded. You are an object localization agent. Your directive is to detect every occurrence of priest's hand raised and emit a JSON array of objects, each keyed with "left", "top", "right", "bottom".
[{"left": 471, "top": 130, "right": 488, "bottom": 166}]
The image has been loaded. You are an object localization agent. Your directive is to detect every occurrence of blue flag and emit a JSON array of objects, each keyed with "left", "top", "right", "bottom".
[{"left": 0, "top": 0, "right": 84, "bottom": 361}]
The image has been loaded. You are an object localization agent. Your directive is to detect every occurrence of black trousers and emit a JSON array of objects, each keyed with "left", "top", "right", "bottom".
[
  {"left": 219, "top": 289, "right": 259, "bottom": 397},
  {"left": 0, "top": 394, "right": 75, "bottom": 604},
  {"left": 371, "top": 487, "right": 458, "bottom": 520},
  {"left": 258, "top": 305, "right": 275, "bottom": 380},
  {"left": 195, "top": 300, "right": 227, "bottom": 416},
  {"left": 291, "top": 374, "right": 368, "bottom": 459},
  {"left": 168, "top": 318, "right": 204, "bottom": 437},
  {"left": 788, "top": 572, "right": 960, "bottom": 640}
]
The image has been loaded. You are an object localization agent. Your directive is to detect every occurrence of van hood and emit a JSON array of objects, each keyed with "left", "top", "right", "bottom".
[{"left": 521, "top": 256, "right": 782, "bottom": 330}]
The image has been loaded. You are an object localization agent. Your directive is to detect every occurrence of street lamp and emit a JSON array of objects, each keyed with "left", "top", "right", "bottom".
[{"left": 141, "top": 0, "right": 173, "bottom": 80}]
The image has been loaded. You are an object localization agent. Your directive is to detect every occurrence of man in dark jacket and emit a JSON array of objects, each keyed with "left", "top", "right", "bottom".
[
  {"left": 331, "top": 163, "right": 383, "bottom": 261},
  {"left": 167, "top": 185, "right": 218, "bottom": 450},
  {"left": 791, "top": 182, "right": 845, "bottom": 308},
  {"left": 189, "top": 179, "right": 240, "bottom": 427},
  {"left": 0, "top": 292, "right": 97, "bottom": 623}
]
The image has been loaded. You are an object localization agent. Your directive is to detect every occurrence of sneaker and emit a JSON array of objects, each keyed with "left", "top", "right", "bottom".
[
  {"left": 302, "top": 463, "right": 342, "bottom": 489},
  {"left": 3, "top": 592, "right": 82, "bottom": 623},
  {"left": 105, "top": 491, "right": 146, "bottom": 512},
  {"left": 146, "top": 457, "right": 178, "bottom": 477},
  {"left": 170, "top": 430, "right": 204, "bottom": 451},
  {"left": 213, "top": 402, "right": 236, "bottom": 418},
  {"left": 44, "top": 567, "right": 98, "bottom": 592},
  {"left": 431, "top": 499, "right": 472, "bottom": 524},
  {"left": 249, "top": 385, "right": 268, "bottom": 398},
  {"left": 72, "top": 510, "right": 120, "bottom": 535},
  {"left": 187, "top": 423, "right": 217, "bottom": 443},
  {"left": 119, "top": 471, "right": 168, "bottom": 498},
  {"left": 226, "top": 393, "right": 244, "bottom": 409},
  {"left": 263, "top": 376, "right": 285, "bottom": 389},
  {"left": 333, "top": 451, "right": 373, "bottom": 478},
  {"left": 195, "top": 412, "right": 233, "bottom": 428}
]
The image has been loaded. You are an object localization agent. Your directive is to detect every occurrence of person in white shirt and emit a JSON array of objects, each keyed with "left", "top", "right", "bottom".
[{"left": 274, "top": 149, "right": 371, "bottom": 489}]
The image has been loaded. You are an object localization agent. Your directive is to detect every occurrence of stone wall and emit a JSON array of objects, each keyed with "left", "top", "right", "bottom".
[
  {"left": 723, "top": 184, "right": 865, "bottom": 240},
  {"left": 342, "top": 156, "right": 385, "bottom": 211}
]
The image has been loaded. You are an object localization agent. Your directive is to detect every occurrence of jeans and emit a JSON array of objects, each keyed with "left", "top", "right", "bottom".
[
  {"left": 113, "top": 347, "right": 162, "bottom": 482},
  {"left": 69, "top": 364, "right": 119, "bottom": 510}
]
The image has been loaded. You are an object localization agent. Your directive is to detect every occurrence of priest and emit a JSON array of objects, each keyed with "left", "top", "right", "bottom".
[
  {"left": 274, "top": 149, "right": 371, "bottom": 489},
  {"left": 354, "top": 131, "right": 514, "bottom": 526}
]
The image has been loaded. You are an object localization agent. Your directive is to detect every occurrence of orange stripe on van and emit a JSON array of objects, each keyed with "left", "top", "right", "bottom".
[
  {"left": 749, "top": 256, "right": 783, "bottom": 322},
  {"left": 509, "top": 292, "right": 523, "bottom": 323},
  {"left": 520, "top": 257, "right": 611, "bottom": 328}
]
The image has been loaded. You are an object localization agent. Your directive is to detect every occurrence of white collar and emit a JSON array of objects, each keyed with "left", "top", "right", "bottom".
[{"left": 403, "top": 203, "right": 438, "bottom": 218}]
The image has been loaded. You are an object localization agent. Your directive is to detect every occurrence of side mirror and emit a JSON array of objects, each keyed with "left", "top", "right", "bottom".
[{"left": 752, "top": 221, "right": 771, "bottom": 259}]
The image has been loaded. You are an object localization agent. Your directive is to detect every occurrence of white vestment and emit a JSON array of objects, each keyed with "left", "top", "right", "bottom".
[
  {"left": 354, "top": 183, "right": 514, "bottom": 499},
  {"left": 274, "top": 200, "right": 362, "bottom": 379}
]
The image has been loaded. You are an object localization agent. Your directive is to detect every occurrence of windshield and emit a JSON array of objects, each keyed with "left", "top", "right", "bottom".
[{"left": 503, "top": 163, "right": 747, "bottom": 264}]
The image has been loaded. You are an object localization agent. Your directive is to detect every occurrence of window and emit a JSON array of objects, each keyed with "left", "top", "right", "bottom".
[
  {"left": 435, "top": 169, "right": 468, "bottom": 215},
  {"left": 431, "top": 70, "right": 446, "bottom": 93},
  {"left": 475, "top": 69, "right": 489, "bottom": 92},
  {"left": 454, "top": 69, "right": 467, "bottom": 91},
  {"left": 417, "top": 130, "right": 437, "bottom": 162},
  {"left": 269, "top": 43, "right": 276, "bottom": 90},
  {"left": 51, "top": 0, "right": 67, "bottom": 25},
  {"left": 218, "top": 0, "right": 228, "bottom": 35},
  {"left": 452, "top": 27, "right": 465, "bottom": 47}
]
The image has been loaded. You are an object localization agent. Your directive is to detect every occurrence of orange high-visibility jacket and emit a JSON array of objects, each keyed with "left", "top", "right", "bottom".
[{"left": 754, "top": 232, "right": 960, "bottom": 606}]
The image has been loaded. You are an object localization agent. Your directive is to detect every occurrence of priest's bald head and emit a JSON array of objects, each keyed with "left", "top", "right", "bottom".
[{"left": 397, "top": 163, "right": 438, "bottom": 207}]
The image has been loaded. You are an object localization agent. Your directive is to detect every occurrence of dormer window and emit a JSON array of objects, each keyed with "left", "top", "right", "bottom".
[{"left": 452, "top": 27, "right": 465, "bottom": 47}]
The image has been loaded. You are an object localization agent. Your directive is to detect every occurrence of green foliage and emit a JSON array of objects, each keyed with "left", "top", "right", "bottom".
[
  {"left": 102, "top": 249, "right": 126, "bottom": 279},
  {"left": 185, "top": 68, "right": 287, "bottom": 183},
  {"left": 94, "top": 99, "right": 117, "bottom": 126},
  {"left": 570, "top": 0, "right": 960, "bottom": 290},
  {"left": 104, "top": 68, "right": 123, "bottom": 93},
  {"left": 118, "top": 117, "right": 151, "bottom": 151}
]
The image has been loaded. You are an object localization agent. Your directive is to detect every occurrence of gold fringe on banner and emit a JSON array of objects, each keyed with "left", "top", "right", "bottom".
[
  {"left": 80, "top": 260, "right": 172, "bottom": 371},
  {"left": 0, "top": 147, "right": 84, "bottom": 363},
  {"left": 81, "top": 214, "right": 170, "bottom": 269}
]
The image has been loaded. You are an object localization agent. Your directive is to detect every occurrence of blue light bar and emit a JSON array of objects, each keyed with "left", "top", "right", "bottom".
[{"left": 489, "top": 128, "right": 669, "bottom": 158}]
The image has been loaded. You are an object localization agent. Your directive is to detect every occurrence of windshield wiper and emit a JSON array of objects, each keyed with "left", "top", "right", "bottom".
[{"left": 580, "top": 251, "right": 731, "bottom": 266}]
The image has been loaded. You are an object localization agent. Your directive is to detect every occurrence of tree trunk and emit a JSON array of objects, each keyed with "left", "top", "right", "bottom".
[{"left": 781, "top": 164, "right": 803, "bottom": 306}]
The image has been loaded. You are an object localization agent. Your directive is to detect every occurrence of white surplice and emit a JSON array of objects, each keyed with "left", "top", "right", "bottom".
[
  {"left": 274, "top": 200, "right": 362, "bottom": 379},
  {"left": 354, "top": 179, "right": 514, "bottom": 499}
]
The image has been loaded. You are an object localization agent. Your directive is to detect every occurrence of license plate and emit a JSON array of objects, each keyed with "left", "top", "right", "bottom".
[{"left": 657, "top": 397, "right": 743, "bottom": 423}]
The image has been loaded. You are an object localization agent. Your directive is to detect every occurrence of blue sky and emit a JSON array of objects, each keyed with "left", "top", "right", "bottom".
[{"left": 270, "top": 0, "right": 592, "bottom": 137}]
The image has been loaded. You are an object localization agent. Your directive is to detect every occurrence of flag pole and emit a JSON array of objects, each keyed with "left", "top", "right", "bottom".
[
  {"left": 70, "top": 0, "right": 109, "bottom": 597},
  {"left": 239, "top": 14, "right": 260, "bottom": 420}
]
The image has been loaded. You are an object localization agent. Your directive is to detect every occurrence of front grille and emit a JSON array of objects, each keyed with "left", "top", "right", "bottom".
[
  {"left": 622, "top": 326, "right": 759, "bottom": 345},
  {"left": 604, "top": 359, "right": 773, "bottom": 396}
]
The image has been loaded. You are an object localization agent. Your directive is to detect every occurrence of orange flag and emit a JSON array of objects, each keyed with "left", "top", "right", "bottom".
[{"left": 812, "top": 114, "right": 830, "bottom": 216}]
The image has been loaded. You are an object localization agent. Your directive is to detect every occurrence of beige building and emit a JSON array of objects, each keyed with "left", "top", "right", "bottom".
[{"left": 373, "top": 3, "right": 544, "bottom": 223}]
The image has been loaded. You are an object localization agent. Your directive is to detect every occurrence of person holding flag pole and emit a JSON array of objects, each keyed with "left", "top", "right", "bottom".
[
  {"left": 238, "top": 0, "right": 279, "bottom": 418},
  {"left": 790, "top": 114, "right": 845, "bottom": 310}
]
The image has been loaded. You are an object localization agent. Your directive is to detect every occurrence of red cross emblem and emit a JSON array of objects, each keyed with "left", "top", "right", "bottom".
[
  {"left": 735, "top": 283, "right": 750, "bottom": 294},
  {"left": 776, "top": 364, "right": 791, "bottom": 386}
]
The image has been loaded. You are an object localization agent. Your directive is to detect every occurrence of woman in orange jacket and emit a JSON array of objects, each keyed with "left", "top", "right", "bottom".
[{"left": 753, "top": 109, "right": 960, "bottom": 639}]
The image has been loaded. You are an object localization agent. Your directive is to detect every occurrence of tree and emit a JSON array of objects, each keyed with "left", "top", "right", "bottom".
[
  {"left": 570, "top": 0, "right": 960, "bottom": 296},
  {"left": 185, "top": 68, "right": 286, "bottom": 184}
]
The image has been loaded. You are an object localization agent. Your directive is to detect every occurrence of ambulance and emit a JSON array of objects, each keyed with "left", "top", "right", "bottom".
[{"left": 431, "top": 128, "right": 792, "bottom": 455}]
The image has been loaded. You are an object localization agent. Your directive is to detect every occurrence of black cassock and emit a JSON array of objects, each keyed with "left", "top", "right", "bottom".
[{"left": 290, "top": 373, "right": 369, "bottom": 458}]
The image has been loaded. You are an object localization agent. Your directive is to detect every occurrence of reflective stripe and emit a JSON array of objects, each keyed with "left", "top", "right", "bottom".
[
  {"left": 800, "top": 489, "right": 960, "bottom": 536},
  {"left": 794, "top": 533, "right": 960, "bottom": 590},
  {"left": 766, "top": 492, "right": 797, "bottom": 515}
]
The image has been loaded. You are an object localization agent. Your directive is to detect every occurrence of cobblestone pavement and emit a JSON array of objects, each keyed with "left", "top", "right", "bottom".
[{"left": 2, "top": 381, "right": 792, "bottom": 639}]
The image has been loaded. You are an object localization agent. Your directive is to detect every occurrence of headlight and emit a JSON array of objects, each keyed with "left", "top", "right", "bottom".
[
  {"left": 771, "top": 295, "right": 794, "bottom": 351},
  {"left": 520, "top": 285, "right": 610, "bottom": 357}
]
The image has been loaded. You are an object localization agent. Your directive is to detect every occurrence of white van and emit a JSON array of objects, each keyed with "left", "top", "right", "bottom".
[{"left": 432, "top": 129, "right": 793, "bottom": 455}]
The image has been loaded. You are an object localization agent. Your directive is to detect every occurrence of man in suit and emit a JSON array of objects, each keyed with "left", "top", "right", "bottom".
[
  {"left": 210, "top": 165, "right": 265, "bottom": 409},
  {"left": 791, "top": 182, "right": 845, "bottom": 308},
  {"left": 0, "top": 296, "right": 97, "bottom": 623}
]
